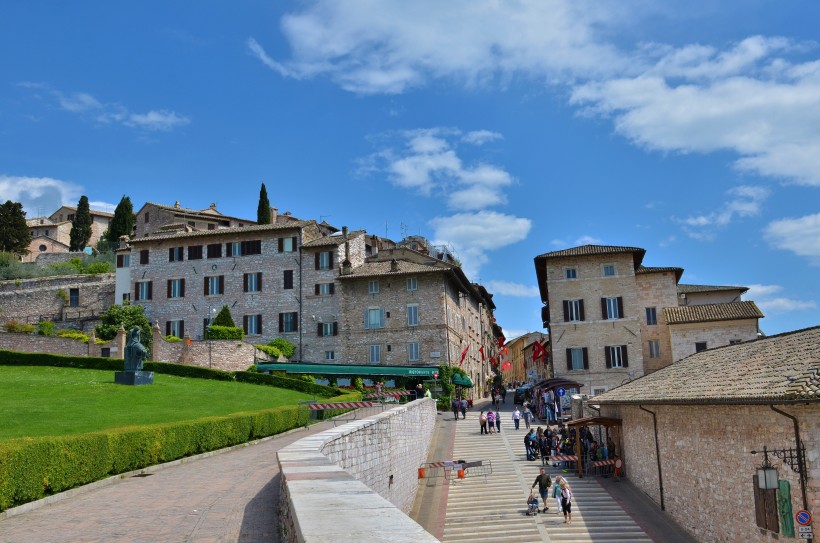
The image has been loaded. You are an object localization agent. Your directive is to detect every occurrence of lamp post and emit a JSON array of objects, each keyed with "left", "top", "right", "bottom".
[
  {"left": 752, "top": 446, "right": 779, "bottom": 490},
  {"left": 206, "top": 305, "right": 215, "bottom": 368}
]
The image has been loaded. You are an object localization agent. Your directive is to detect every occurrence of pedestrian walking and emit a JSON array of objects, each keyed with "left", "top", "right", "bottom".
[
  {"left": 460, "top": 398, "right": 467, "bottom": 419},
  {"left": 552, "top": 476, "right": 564, "bottom": 515},
  {"left": 512, "top": 406, "right": 521, "bottom": 430},
  {"left": 452, "top": 398, "right": 460, "bottom": 421},
  {"left": 522, "top": 405, "right": 532, "bottom": 429},
  {"left": 531, "top": 468, "right": 551, "bottom": 513},
  {"left": 494, "top": 408, "right": 501, "bottom": 433},
  {"left": 479, "top": 410, "right": 489, "bottom": 434},
  {"left": 487, "top": 410, "right": 496, "bottom": 433},
  {"left": 524, "top": 429, "right": 537, "bottom": 460},
  {"left": 560, "top": 480, "right": 573, "bottom": 524}
]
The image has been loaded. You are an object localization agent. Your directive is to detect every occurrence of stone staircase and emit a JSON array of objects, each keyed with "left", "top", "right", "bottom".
[{"left": 442, "top": 405, "right": 653, "bottom": 543}]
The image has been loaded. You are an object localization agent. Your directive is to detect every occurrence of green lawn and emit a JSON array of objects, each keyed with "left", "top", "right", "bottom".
[{"left": 0, "top": 365, "right": 315, "bottom": 440}]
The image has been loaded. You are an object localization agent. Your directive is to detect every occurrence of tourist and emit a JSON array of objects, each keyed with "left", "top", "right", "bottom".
[
  {"left": 460, "top": 398, "right": 467, "bottom": 419},
  {"left": 525, "top": 429, "right": 537, "bottom": 460},
  {"left": 487, "top": 410, "right": 496, "bottom": 433},
  {"left": 494, "top": 408, "right": 501, "bottom": 433},
  {"left": 539, "top": 433, "right": 551, "bottom": 466},
  {"left": 452, "top": 398, "right": 460, "bottom": 421},
  {"left": 424, "top": 387, "right": 432, "bottom": 398},
  {"left": 560, "top": 480, "right": 573, "bottom": 524},
  {"left": 512, "top": 406, "right": 521, "bottom": 430},
  {"left": 531, "top": 467, "right": 552, "bottom": 513},
  {"left": 552, "top": 476, "right": 564, "bottom": 515},
  {"left": 523, "top": 405, "right": 533, "bottom": 429},
  {"left": 479, "top": 410, "right": 488, "bottom": 434}
]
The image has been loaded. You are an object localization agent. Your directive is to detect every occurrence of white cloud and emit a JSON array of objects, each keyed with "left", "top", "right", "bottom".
[
  {"left": 575, "top": 235, "right": 603, "bottom": 245},
  {"left": 484, "top": 280, "right": 539, "bottom": 298},
  {"left": 259, "top": 3, "right": 820, "bottom": 186},
  {"left": 463, "top": 130, "right": 503, "bottom": 145},
  {"left": 678, "top": 185, "right": 769, "bottom": 238},
  {"left": 746, "top": 284, "right": 817, "bottom": 315},
  {"left": 0, "top": 175, "right": 82, "bottom": 216},
  {"left": 125, "top": 110, "right": 190, "bottom": 131},
  {"left": 764, "top": 213, "right": 820, "bottom": 265},
  {"left": 88, "top": 200, "right": 117, "bottom": 213},
  {"left": 57, "top": 92, "right": 103, "bottom": 113},
  {"left": 430, "top": 211, "right": 532, "bottom": 277}
]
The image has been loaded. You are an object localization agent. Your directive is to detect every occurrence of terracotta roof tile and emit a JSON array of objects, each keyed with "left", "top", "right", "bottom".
[
  {"left": 535, "top": 244, "right": 645, "bottom": 260},
  {"left": 664, "top": 301, "right": 763, "bottom": 324},
  {"left": 594, "top": 326, "right": 820, "bottom": 405},
  {"left": 302, "top": 230, "right": 365, "bottom": 248},
  {"left": 338, "top": 260, "right": 447, "bottom": 279},
  {"left": 128, "top": 220, "right": 313, "bottom": 243},
  {"left": 677, "top": 283, "right": 748, "bottom": 294}
]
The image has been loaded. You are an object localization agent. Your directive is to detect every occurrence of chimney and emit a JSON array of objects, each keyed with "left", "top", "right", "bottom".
[
  {"left": 209, "top": 203, "right": 217, "bottom": 210},
  {"left": 390, "top": 259, "right": 399, "bottom": 272},
  {"left": 270, "top": 206, "right": 278, "bottom": 223},
  {"left": 341, "top": 225, "right": 352, "bottom": 275},
  {"left": 174, "top": 201, "right": 181, "bottom": 209}
]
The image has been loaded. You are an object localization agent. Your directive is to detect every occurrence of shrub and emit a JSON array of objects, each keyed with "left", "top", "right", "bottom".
[
  {"left": 352, "top": 376, "right": 364, "bottom": 391},
  {"left": 95, "top": 303, "right": 151, "bottom": 351},
  {"left": 268, "top": 338, "right": 295, "bottom": 358},
  {"left": 204, "top": 325, "right": 244, "bottom": 340},
  {"left": 164, "top": 335, "right": 183, "bottom": 343},
  {"left": 255, "top": 344, "right": 282, "bottom": 358},
  {"left": 5, "top": 320, "right": 35, "bottom": 334},
  {"left": 37, "top": 321, "right": 56, "bottom": 337},
  {"left": 211, "top": 305, "right": 235, "bottom": 327},
  {"left": 57, "top": 330, "right": 90, "bottom": 343}
]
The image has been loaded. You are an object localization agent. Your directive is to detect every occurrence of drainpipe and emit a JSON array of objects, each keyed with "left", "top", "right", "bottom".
[
  {"left": 639, "top": 405, "right": 665, "bottom": 510},
  {"left": 769, "top": 405, "right": 809, "bottom": 513}
]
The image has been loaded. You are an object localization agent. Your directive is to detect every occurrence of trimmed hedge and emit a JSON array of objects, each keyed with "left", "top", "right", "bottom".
[{"left": 205, "top": 325, "right": 244, "bottom": 340}]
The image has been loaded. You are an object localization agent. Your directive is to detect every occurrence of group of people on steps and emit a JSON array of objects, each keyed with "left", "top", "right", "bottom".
[{"left": 530, "top": 468, "right": 573, "bottom": 523}]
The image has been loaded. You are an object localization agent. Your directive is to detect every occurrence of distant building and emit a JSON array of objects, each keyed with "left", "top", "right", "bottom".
[
  {"left": 534, "top": 244, "right": 763, "bottom": 396},
  {"left": 23, "top": 206, "right": 113, "bottom": 262},
  {"left": 133, "top": 201, "right": 257, "bottom": 237},
  {"left": 503, "top": 332, "right": 548, "bottom": 384}
]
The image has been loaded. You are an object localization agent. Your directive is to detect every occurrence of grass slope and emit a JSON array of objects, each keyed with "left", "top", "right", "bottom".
[{"left": 0, "top": 365, "right": 315, "bottom": 440}]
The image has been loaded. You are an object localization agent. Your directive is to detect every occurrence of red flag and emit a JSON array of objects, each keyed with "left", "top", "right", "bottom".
[
  {"left": 501, "top": 361, "right": 511, "bottom": 372},
  {"left": 499, "top": 346, "right": 509, "bottom": 358},
  {"left": 532, "top": 340, "right": 546, "bottom": 361},
  {"left": 478, "top": 345, "right": 486, "bottom": 361},
  {"left": 497, "top": 336, "right": 505, "bottom": 348},
  {"left": 459, "top": 344, "right": 470, "bottom": 366}
]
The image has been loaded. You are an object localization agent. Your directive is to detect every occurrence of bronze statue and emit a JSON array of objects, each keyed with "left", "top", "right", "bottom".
[{"left": 124, "top": 327, "right": 147, "bottom": 371}]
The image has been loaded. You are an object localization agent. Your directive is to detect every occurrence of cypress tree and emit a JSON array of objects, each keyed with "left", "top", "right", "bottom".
[
  {"left": 0, "top": 200, "right": 32, "bottom": 254},
  {"left": 69, "top": 196, "right": 93, "bottom": 251},
  {"left": 257, "top": 182, "right": 271, "bottom": 224},
  {"left": 212, "top": 305, "right": 236, "bottom": 327},
  {"left": 104, "top": 195, "right": 135, "bottom": 242}
]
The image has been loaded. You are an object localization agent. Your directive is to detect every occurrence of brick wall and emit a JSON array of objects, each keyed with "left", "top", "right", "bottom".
[
  {"left": 635, "top": 271, "right": 679, "bottom": 373},
  {"left": 0, "top": 274, "right": 115, "bottom": 324},
  {"left": 278, "top": 398, "right": 439, "bottom": 543},
  {"left": 669, "top": 320, "right": 759, "bottom": 362},
  {"left": 149, "top": 324, "right": 274, "bottom": 371},
  {"left": 0, "top": 327, "right": 126, "bottom": 359},
  {"left": 604, "top": 403, "right": 819, "bottom": 542}
]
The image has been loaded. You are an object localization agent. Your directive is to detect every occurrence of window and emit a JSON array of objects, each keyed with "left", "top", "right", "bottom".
[
  {"left": 241, "top": 240, "right": 262, "bottom": 255},
  {"left": 368, "top": 280, "right": 379, "bottom": 294},
  {"left": 204, "top": 276, "right": 224, "bottom": 296},
  {"left": 646, "top": 307, "right": 657, "bottom": 325},
  {"left": 318, "top": 322, "right": 338, "bottom": 337},
  {"left": 278, "top": 236, "right": 297, "bottom": 253},
  {"left": 592, "top": 387, "right": 607, "bottom": 396},
  {"left": 315, "top": 283, "right": 334, "bottom": 295},
  {"left": 325, "top": 351, "right": 336, "bottom": 361},
  {"left": 188, "top": 221, "right": 196, "bottom": 228},
  {"left": 166, "top": 320, "right": 184, "bottom": 339},
  {"left": 407, "top": 304, "right": 419, "bottom": 326},
  {"left": 406, "top": 277, "right": 417, "bottom": 291},
  {"left": 283, "top": 270, "right": 294, "bottom": 290},
  {"left": 729, "top": 339, "right": 742, "bottom": 345},
  {"left": 279, "top": 312, "right": 298, "bottom": 333},
  {"left": 135, "top": 281, "right": 152, "bottom": 301},
  {"left": 144, "top": 212, "right": 149, "bottom": 223},
  {"left": 603, "top": 265, "right": 616, "bottom": 277},
  {"left": 365, "top": 308, "right": 385, "bottom": 329},
  {"left": 562, "top": 299, "right": 585, "bottom": 322},
  {"left": 68, "top": 288, "right": 80, "bottom": 307},
  {"left": 207, "top": 243, "right": 222, "bottom": 259},
  {"left": 122, "top": 292, "right": 131, "bottom": 302},
  {"left": 408, "top": 342, "right": 420, "bottom": 362},
  {"left": 188, "top": 245, "right": 203, "bottom": 260},
  {"left": 168, "top": 247, "right": 184, "bottom": 262},
  {"left": 753, "top": 475, "right": 780, "bottom": 533},
  {"left": 648, "top": 340, "right": 660, "bottom": 358},
  {"left": 116, "top": 254, "right": 130, "bottom": 268},
  {"left": 602, "top": 297, "right": 623, "bottom": 319},
  {"left": 167, "top": 278, "right": 185, "bottom": 298},
  {"left": 39, "top": 244, "right": 47, "bottom": 252},
  {"left": 244, "top": 272, "right": 262, "bottom": 293},
  {"left": 566, "top": 347, "right": 588, "bottom": 371},
  {"left": 208, "top": 223, "right": 216, "bottom": 230},
  {"left": 243, "top": 315, "right": 262, "bottom": 335},
  {"left": 139, "top": 250, "right": 149, "bottom": 265},
  {"left": 226, "top": 242, "right": 241, "bottom": 257},
  {"left": 695, "top": 342, "right": 708, "bottom": 353},
  {"left": 369, "top": 344, "right": 381, "bottom": 364},
  {"left": 605, "top": 345, "right": 629, "bottom": 368},
  {"left": 565, "top": 268, "right": 577, "bottom": 279},
  {"left": 67, "top": 213, "right": 75, "bottom": 221},
  {"left": 316, "top": 251, "right": 333, "bottom": 270}
]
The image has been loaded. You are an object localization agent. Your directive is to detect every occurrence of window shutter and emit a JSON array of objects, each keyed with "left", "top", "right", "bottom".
[
  {"left": 180, "top": 279, "right": 185, "bottom": 298},
  {"left": 622, "top": 345, "right": 629, "bottom": 367},
  {"left": 257, "top": 315, "right": 262, "bottom": 334},
  {"left": 329, "top": 251, "right": 334, "bottom": 268},
  {"left": 147, "top": 282, "right": 152, "bottom": 300},
  {"left": 204, "top": 277, "right": 209, "bottom": 295},
  {"left": 167, "top": 280, "right": 172, "bottom": 298},
  {"left": 279, "top": 313, "right": 284, "bottom": 333},
  {"left": 219, "top": 276, "right": 224, "bottom": 294},
  {"left": 117, "top": 254, "right": 123, "bottom": 267},
  {"left": 257, "top": 273, "right": 262, "bottom": 291},
  {"left": 380, "top": 308, "right": 385, "bottom": 327},
  {"left": 278, "top": 238, "right": 284, "bottom": 252},
  {"left": 166, "top": 321, "right": 171, "bottom": 336},
  {"left": 293, "top": 314, "right": 298, "bottom": 332},
  {"left": 292, "top": 236, "right": 297, "bottom": 250},
  {"left": 329, "top": 283, "right": 335, "bottom": 295},
  {"left": 583, "top": 347, "right": 589, "bottom": 369},
  {"left": 601, "top": 298, "right": 608, "bottom": 319},
  {"left": 180, "top": 320, "right": 185, "bottom": 339},
  {"left": 243, "top": 315, "right": 248, "bottom": 334},
  {"left": 169, "top": 248, "right": 174, "bottom": 261},
  {"left": 566, "top": 348, "right": 572, "bottom": 371},
  {"left": 333, "top": 322, "right": 338, "bottom": 336},
  {"left": 315, "top": 252, "right": 320, "bottom": 270},
  {"left": 315, "top": 284, "right": 320, "bottom": 295},
  {"left": 617, "top": 297, "right": 624, "bottom": 318},
  {"left": 563, "top": 301, "right": 569, "bottom": 322},
  {"left": 244, "top": 274, "right": 249, "bottom": 292},
  {"left": 579, "top": 300, "right": 585, "bottom": 321},
  {"left": 317, "top": 322, "right": 323, "bottom": 336},
  {"left": 134, "top": 283, "right": 139, "bottom": 301},
  {"left": 605, "top": 347, "right": 612, "bottom": 368}
]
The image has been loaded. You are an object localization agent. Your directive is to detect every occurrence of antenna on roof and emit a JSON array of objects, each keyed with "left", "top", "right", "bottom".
[
  {"left": 400, "top": 222, "right": 408, "bottom": 239},
  {"left": 319, "top": 215, "right": 332, "bottom": 223},
  {"left": 385, "top": 220, "right": 389, "bottom": 238}
]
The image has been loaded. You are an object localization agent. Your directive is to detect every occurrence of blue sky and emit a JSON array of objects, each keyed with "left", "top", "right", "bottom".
[{"left": 1, "top": 1, "right": 818, "bottom": 337}]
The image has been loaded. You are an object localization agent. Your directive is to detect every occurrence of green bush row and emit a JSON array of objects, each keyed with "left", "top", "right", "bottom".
[
  {"left": 204, "top": 325, "right": 244, "bottom": 340},
  {"left": 254, "top": 344, "right": 282, "bottom": 358},
  {"left": 0, "top": 404, "right": 308, "bottom": 511}
]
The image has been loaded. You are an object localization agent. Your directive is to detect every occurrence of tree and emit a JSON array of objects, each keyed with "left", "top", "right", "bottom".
[
  {"left": 0, "top": 200, "right": 31, "bottom": 254},
  {"left": 104, "top": 195, "right": 134, "bottom": 243},
  {"left": 95, "top": 302, "right": 152, "bottom": 351},
  {"left": 257, "top": 182, "right": 271, "bottom": 224},
  {"left": 212, "top": 305, "right": 236, "bottom": 327},
  {"left": 69, "top": 196, "right": 93, "bottom": 251},
  {"left": 268, "top": 338, "right": 295, "bottom": 358}
]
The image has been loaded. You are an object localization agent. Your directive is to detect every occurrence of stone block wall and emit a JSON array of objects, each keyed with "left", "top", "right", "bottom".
[
  {"left": 669, "top": 320, "right": 759, "bottom": 363},
  {"left": 604, "top": 403, "right": 819, "bottom": 542},
  {"left": 0, "top": 274, "right": 115, "bottom": 324},
  {"left": 149, "top": 325, "right": 272, "bottom": 371},
  {"left": 278, "top": 398, "right": 439, "bottom": 543},
  {"left": 0, "top": 327, "right": 125, "bottom": 359},
  {"left": 635, "top": 271, "right": 679, "bottom": 373}
]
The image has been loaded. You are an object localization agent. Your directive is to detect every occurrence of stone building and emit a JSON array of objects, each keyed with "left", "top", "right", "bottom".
[
  {"left": 593, "top": 326, "right": 820, "bottom": 543},
  {"left": 0, "top": 274, "right": 115, "bottom": 327},
  {"left": 503, "top": 332, "right": 548, "bottom": 385},
  {"left": 23, "top": 206, "right": 113, "bottom": 262},
  {"left": 533, "top": 244, "right": 763, "bottom": 396},
  {"left": 133, "top": 201, "right": 257, "bottom": 238}
]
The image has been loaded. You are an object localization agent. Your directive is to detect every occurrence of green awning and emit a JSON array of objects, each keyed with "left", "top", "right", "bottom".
[
  {"left": 451, "top": 373, "right": 474, "bottom": 387},
  {"left": 255, "top": 362, "right": 440, "bottom": 377}
]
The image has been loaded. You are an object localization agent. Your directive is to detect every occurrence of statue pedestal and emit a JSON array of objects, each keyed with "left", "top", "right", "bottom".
[{"left": 115, "top": 371, "right": 154, "bottom": 386}]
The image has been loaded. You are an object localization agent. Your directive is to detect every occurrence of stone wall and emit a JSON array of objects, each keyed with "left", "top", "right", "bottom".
[
  {"left": 149, "top": 324, "right": 273, "bottom": 371},
  {"left": 0, "top": 274, "right": 115, "bottom": 324},
  {"left": 0, "top": 327, "right": 126, "bottom": 359},
  {"left": 635, "top": 271, "right": 679, "bottom": 373},
  {"left": 603, "top": 403, "right": 819, "bottom": 542},
  {"left": 668, "top": 320, "right": 759, "bottom": 363},
  {"left": 278, "top": 398, "right": 439, "bottom": 543}
]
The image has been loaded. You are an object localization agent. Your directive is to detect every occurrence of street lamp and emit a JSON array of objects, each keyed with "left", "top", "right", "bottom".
[
  {"left": 751, "top": 444, "right": 807, "bottom": 490},
  {"left": 752, "top": 446, "right": 779, "bottom": 490},
  {"left": 206, "top": 305, "right": 216, "bottom": 368}
]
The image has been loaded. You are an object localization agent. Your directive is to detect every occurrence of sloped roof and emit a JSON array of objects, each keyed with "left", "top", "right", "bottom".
[
  {"left": 664, "top": 301, "right": 763, "bottom": 325},
  {"left": 592, "top": 326, "right": 820, "bottom": 405},
  {"left": 128, "top": 220, "right": 313, "bottom": 244},
  {"left": 636, "top": 266, "right": 684, "bottom": 282},
  {"left": 677, "top": 283, "right": 748, "bottom": 295},
  {"left": 138, "top": 202, "right": 254, "bottom": 224},
  {"left": 54, "top": 206, "right": 114, "bottom": 217},
  {"left": 302, "top": 230, "right": 365, "bottom": 248},
  {"left": 535, "top": 244, "right": 645, "bottom": 261},
  {"left": 337, "top": 259, "right": 446, "bottom": 279}
]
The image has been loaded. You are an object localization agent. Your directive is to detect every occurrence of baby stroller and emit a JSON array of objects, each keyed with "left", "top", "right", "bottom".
[{"left": 527, "top": 492, "right": 539, "bottom": 516}]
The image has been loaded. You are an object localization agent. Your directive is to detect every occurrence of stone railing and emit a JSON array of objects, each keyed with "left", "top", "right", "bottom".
[{"left": 278, "top": 398, "right": 440, "bottom": 543}]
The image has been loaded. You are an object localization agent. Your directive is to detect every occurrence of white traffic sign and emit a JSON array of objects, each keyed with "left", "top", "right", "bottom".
[{"left": 798, "top": 526, "right": 813, "bottom": 534}]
